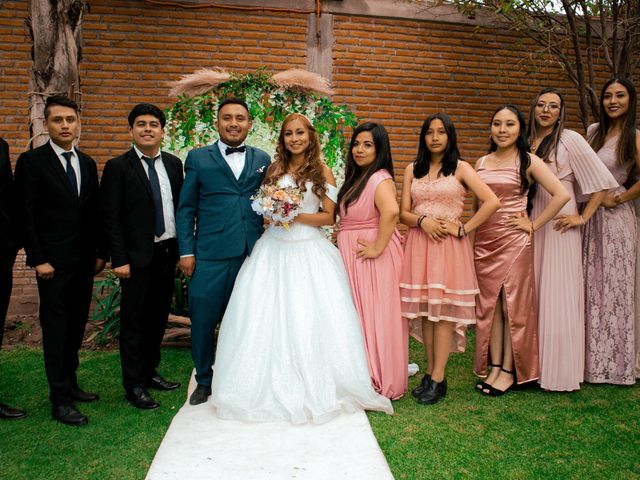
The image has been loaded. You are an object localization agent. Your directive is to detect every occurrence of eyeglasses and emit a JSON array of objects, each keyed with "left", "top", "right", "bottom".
[{"left": 536, "top": 102, "right": 560, "bottom": 112}]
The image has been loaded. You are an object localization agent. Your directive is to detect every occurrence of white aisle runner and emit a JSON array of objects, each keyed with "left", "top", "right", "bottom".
[{"left": 146, "top": 375, "right": 394, "bottom": 479}]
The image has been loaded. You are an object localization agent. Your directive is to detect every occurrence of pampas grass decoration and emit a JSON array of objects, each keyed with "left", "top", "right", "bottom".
[
  {"left": 273, "top": 69, "right": 334, "bottom": 96},
  {"left": 168, "top": 68, "right": 231, "bottom": 98}
]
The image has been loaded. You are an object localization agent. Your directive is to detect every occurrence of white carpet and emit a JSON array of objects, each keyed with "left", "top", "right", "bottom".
[{"left": 146, "top": 374, "right": 394, "bottom": 479}]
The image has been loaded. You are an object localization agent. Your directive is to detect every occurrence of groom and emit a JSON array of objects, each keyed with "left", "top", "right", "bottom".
[{"left": 176, "top": 98, "right": 270, "bottom": 405}]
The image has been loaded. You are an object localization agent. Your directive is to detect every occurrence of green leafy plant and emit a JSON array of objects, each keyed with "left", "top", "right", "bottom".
[
  {"left": 90, "top": 269, "right": 191, "bottom": 343},
  {"left": 172, "top": 270, "right": 190, "bottom": 317},
  {"left": 90, "top": 269, "right": 122, "bottom": 345}
]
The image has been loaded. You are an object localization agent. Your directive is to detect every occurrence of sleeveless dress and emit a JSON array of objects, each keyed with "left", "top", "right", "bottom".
[
  {"left": 532, "top": 129, "right": 618, "bottom": 391},
  {"left": 474, "top": 159, "right": 539, "bottom": 384},
  {"left": 211, "top": 174, "right": 393, "bottom": 424},
  {"left": 399, "top": 167, "right": 478, "bottom": 350},
  {"left": 583, "top": 125, "right": 637, "bottom": 385},
  {"left": 336, "top": 170, "right": 407, "bottom": 400}
]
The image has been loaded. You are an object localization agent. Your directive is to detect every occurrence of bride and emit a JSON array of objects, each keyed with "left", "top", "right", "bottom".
[{"left": 210, "top": 113, "right": 393, "bottom": 424}]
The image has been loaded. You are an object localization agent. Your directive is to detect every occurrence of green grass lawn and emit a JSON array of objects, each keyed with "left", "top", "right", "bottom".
[{"left": 0, "top": 337, "right": 639, "bottom": 480}]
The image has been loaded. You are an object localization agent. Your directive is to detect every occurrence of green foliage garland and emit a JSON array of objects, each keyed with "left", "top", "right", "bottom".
[{"left": 163, "top": 69, "right": 358, "bottom": 184}]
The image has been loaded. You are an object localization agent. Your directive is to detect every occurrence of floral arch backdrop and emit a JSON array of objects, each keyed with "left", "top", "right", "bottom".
[{"left": 162, "top": 68, "right": 358, "bottom": 186}]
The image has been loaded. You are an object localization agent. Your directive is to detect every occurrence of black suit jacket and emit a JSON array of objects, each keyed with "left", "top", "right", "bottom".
[
  {"left": 100, "top": 148, "right": 184, "bottom": 269},
  {"left": 0, "top": 137, "right": 16, "bottom": 253},
  {"left": 14, "top": 142, "right": 106, "bottom": 269}
]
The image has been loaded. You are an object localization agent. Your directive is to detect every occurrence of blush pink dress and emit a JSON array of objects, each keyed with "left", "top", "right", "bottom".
[
  {"left": 474, "top": 158, "right": 539, "bottom": 384},
  {"left": 400, "top": 167, "right": 478, "bottom": 346},
  {"left": 337, "top": 169, "right": 407, "bottom": 400},
  {"left": 532, "top": 129, "right": 618, "bottom": 391}
]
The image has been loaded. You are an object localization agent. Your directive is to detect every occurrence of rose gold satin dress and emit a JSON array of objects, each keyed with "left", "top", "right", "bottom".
[{"left": 473, "top": 160, "right": 539, "bottom": 384}]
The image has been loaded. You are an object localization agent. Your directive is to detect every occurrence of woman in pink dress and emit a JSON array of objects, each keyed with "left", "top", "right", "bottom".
[
  {"left": 583, "top": 77, "right": 640, "bottom": 385},
  {"left": 399, "top": 113, "right": 500, "bottom": 405},
  {"left": 474, "top": 105, "right": 570, "bottom": 396},
  {"left": 337, "top": 122, "right": 407, "bottom": 400},
  {"left": 527, "top": 87, "right": 618, "bottom": 392}
]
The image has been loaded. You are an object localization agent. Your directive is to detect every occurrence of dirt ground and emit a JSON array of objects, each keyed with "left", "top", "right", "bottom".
[{"left": 2, "top": 314, "right": 192, "bottom": 350}]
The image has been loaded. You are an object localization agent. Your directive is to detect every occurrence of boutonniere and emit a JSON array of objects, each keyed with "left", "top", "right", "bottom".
[{"left": 256, "top": 165, "right": 266, "bottom": 173}]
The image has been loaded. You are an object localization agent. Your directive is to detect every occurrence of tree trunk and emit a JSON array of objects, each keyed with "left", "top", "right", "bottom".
[{"left": 27, "top": 0, "right": 88, "bottom": 148}]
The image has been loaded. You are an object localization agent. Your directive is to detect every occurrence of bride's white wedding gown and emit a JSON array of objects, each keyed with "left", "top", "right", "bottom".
[{"left": 210, "top": 175, "right": 393, "bottom": 424}]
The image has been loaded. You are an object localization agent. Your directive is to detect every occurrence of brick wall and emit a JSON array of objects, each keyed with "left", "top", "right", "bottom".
[{"left": 0, "top": 0, "right": 635, "bottom": 321}]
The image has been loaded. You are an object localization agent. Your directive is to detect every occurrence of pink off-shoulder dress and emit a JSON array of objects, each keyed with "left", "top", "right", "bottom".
[{"left": 337, "top": 169, "right": 407, "bottom": 400}]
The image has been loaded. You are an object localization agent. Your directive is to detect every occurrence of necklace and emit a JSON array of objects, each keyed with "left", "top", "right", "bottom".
[{"left": 492, "top": 151, "right": 519, "bottom": 168}]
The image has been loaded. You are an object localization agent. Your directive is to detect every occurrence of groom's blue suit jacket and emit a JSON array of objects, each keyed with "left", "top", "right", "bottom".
[{"left": 176, "top": 141, "right": 271, "bottom": 260}]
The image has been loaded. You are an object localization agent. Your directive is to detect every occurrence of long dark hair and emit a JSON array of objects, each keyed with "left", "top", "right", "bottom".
[
  {"left": 489, "top": 104, "right": 532, "bottom": 196},
  {"left": 338, "top": 122, "right": 394, "bottom": 213},
  {"left": 263, "top": 113, "right": 326, "bottom": 198},
  {"left": 526, "top": 87, "right": 566, "bottom": 163},
  {"left": 414, "top": 113, "right": 460, "bottom": 178},
  {"left": 588, "top": 77, "right": 638, "bottom": 167}
]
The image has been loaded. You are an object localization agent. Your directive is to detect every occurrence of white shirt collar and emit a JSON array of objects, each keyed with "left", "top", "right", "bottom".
[
  {"left": 133, "top": 145, "right": 161, "bottom": 161},
  {"left": 218, "top": 140, "right": 246, "bottom": 156},
  {"left": 49, "top": 140, "right": 76, "bottom": 157}
]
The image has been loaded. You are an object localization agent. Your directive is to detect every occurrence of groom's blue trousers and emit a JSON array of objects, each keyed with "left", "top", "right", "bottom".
[{"left": 189, "top": 254, "right": 246, "bottom": 386}]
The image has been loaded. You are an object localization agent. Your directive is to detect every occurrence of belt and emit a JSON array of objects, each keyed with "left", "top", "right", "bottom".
[{"left": 155, "top": 238, "right": 177, "bottom": 249}]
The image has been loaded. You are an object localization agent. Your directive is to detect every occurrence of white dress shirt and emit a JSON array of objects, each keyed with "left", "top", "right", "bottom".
[
  {"left": 50, "top": 140, "right": 81, "bottom": 196},
  {"left": 218, "top": 140, "right": 246, "bottom": 180},
  {"left": 134, "top": 146, "right": 176, "bottom": 242}
]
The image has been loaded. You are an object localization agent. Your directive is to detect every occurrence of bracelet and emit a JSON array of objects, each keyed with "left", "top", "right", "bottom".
[
  {"left": 457, "top": 226, "right": 462, "bottom": 238},
  {"left": 614, "top": 193, "right": 622, "bottom": 205},
  {"left": 579, "top": 214, "right": 586, "bottom": 225},
  {"left": 417, "top": 215, "right": 425, "bottom": 228},
  {"left": 461, "top": 223, "right": 467, "bottom": 237}
]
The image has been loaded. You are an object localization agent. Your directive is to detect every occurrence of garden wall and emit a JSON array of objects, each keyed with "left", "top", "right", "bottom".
[{"left": 0, "top": 0, "right": 632, "bottom": 323}]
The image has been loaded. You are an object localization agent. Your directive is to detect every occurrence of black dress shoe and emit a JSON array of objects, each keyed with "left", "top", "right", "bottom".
[
  {"left": 146, "top": 375, "right": 181, "bottom": 391},
  {"left": 189, "top": 384, "right": 212, "bottom": 406},
  {"left": 126, "top": 386, "right": 159, "bottom": 409},
  {"left": 417, "top": 378, "right": 447, "bottom": 405},
  {"left": 0, "top": 403, "right": 27, "bottom": 420},
  {"left": 71, "top": 387, "right": 100, "bottom": 402},
  {"left": 52, "top": 404, "right": 88, "bottom": 425},
  {"left": 411, "top": 374, "right": 432, "bottom": 398}
]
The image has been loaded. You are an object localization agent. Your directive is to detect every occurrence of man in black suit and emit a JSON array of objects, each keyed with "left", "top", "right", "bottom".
[
  {"left": 14, "top": 96, "right": 107, "bottom": 425},
  {"left": 101, "top": 104, "right": 183, "bottom": 410},
  {"left": 0, "top": 137, "right": 26, "bottom": 420}
]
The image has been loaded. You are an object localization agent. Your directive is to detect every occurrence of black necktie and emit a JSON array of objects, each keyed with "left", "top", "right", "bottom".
[
  {"left": 142, "top": 155, "right": 166, "bottom": 237},
  {"left": 225, "top": 145, "right": 246, "bottom": 155},
  {"left": 61, "top": 151, "right": 78, "bottom": 196}
]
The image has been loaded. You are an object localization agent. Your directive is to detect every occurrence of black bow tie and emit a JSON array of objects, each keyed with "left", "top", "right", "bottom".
[{"left": 225, "top": 145, "right": 246, "bottom": 155}]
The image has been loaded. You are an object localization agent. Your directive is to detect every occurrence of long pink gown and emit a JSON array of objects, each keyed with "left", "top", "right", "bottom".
[
  {"left": 583, "top": 124, "right": 637, "bottom": 385},
  {"left": 532, "top": 129, "right": 617, "bottom": 391},
  {"left": 337, "top": 169, "right": 408, "bottom": 400},
  {"left": 474, "top": 158, "right": 539, "bottom": 384},
  {"left": 400, "top": 167, "right": 478, "bottom": 348}
]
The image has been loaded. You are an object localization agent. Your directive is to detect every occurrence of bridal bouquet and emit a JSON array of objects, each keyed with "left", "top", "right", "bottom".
[{"left": 251, "top": 184, "right": 302, "bottom": 230}]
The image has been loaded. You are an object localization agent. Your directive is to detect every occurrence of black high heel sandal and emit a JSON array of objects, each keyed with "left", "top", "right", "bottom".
[
  {"left": 475, "top": 364, "right": 501, "bottom": 391},
  {"left": 481, "top": 367, "right": 514, "bottom": 397}
]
